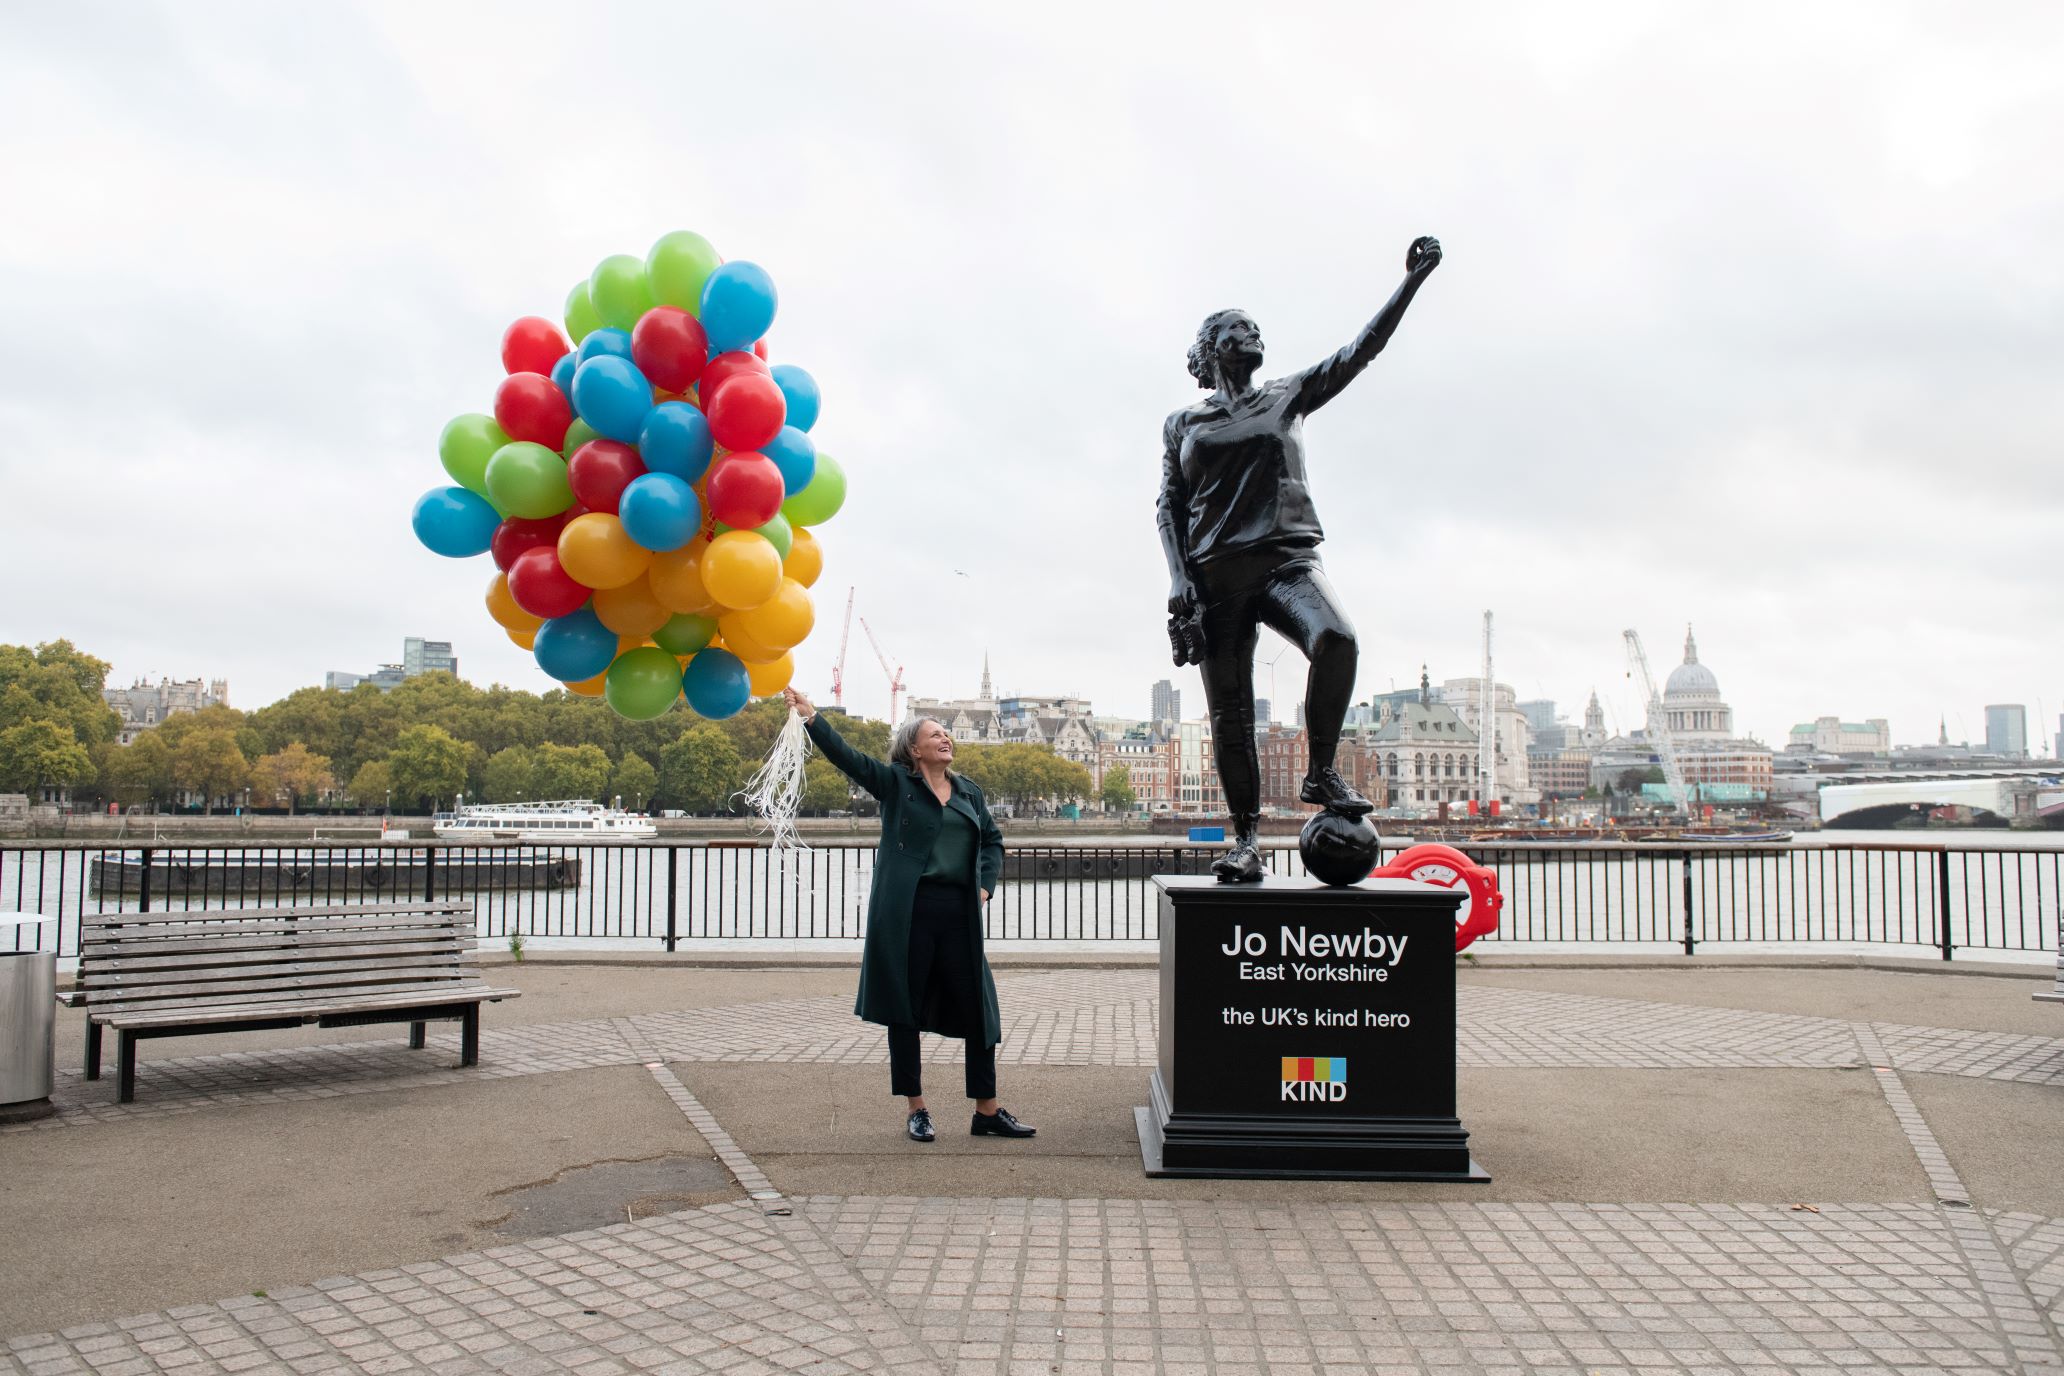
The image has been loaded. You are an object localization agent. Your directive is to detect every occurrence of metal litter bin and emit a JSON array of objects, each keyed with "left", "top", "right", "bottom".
[{"left": 0, "top": 913, "right": 57, "bottom": 1122}]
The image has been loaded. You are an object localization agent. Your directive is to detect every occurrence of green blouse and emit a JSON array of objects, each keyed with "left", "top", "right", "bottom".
[{"left": 920, "top": 802, "right": 978, "bottom": 884}]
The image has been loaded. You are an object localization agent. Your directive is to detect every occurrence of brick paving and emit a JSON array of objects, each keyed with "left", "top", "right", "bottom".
[{"left": 12, "top": 968, "right": 2064, "bottom": 1372}]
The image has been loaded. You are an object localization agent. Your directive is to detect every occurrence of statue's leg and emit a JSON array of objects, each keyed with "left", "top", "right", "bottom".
[
  {"left": 1259, "top": 559, "right": 1366, "bottom": 813},
  {"left": 1196, "top": 585, "right": 1265, "bottom": 881}
]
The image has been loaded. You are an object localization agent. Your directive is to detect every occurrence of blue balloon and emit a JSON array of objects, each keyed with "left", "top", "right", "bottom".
[
  {"left": 549, "top": 351, "right": 577, "bottom": 397},
  {"left": 699, "top": 261, "right": 778, "bottom": 354},
  {"left": 571, "top": 355, "right": 653, "bottom": 443},
  {"left": 769, "top": 364, "right": 820, "bottom": 432},
  {"left": 682, "top": 646, "right": 751, "bottom": 719},
  {"left": 619, "top": 473, "right": 701, "bottom": 552},
  {"left": 534, "top": 607, "right": 618, "bottom": 683},
  {"left": 575, "top": 328, "right": 633, "bottom": 366},
  {"left": 411, "top": 486, "right": 500, "bottom": 558},
  {"left": 639, "top": 401, "right": 714, "bottom": 483},
  {"left": 762, "top": 426, "right": 817, "bottom": 496}
]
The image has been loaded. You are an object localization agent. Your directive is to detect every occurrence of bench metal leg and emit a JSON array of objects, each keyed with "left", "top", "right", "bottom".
[
  {"left": 85, "top": 1021, "right": 102, "bottom": 1081},
  {"left": 117, "top": 1031, "right": 138, "bottom": 1104},
  {"left": 408, "top": 1021, "right": 427, "bottom": 1050},
  {"left": 461, "top": 1006, "right": 480, "bottom": 1067}
]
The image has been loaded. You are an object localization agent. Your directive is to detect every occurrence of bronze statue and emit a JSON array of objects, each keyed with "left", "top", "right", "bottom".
[{"left": 1158, "top": 235, "right": 1442, "bottom": 882}]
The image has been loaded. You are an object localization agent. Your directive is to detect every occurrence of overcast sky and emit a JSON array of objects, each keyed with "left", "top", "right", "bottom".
[{"left": 3, "top": 2, "right": 2058, "bottom": 751}]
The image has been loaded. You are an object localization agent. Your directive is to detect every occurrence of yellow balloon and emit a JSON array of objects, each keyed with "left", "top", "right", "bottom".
[
  {"left": 593, "top": 576, "right": 672, "bottom": 638},
  {"left": 558, "top": 513, "right": 651, "bottom": 590},
  {"left": 486, "top": 572, "right": 544, "bottom": 634},
  {"left": 731, "top": 577, "right": 814, "bottom": 652},
  {"left": 567, "top": 669, "right": 608, "bottom": 697},
  {"left": 784, "top": 527, "right": 823, "bottom": 588},
  {"left": 745, "top": 652, "right": 795, "bottom": 696},
  {"left": 507, "top": 623, "right": 538, "bottom": 651},
  {"left": 701, "top": 530, "right": 783, "bottom": 610},
  {"left": 714, "top": 621, "right": 783, "bottom": 664},
  {"left": 648, "top": 538, "right": 717, "bottom": 614}
]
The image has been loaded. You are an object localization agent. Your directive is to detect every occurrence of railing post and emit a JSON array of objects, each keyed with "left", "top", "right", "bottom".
[
  {"left": 423, "top": 844, "right": 437, "bottom": 902},
  {"left": 1937, "top": 848, "right": 1953, "bottom": 961},
  {"left": 138, "top": 847, "right": 154, "bottom": 914},
  {"left": 665, "top": 846, "right": 679, "bottom": 953},
  {"left": 1680, "top": 851, "right": 1695, "bottom": 956}
]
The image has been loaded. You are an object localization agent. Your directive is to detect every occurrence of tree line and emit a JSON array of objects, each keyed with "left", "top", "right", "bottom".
[{"left": 1, "top": 640, "right": 1108, "bottom": 817}]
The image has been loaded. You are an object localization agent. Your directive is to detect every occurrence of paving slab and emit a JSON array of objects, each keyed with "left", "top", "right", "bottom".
[
  {"left": 1906, "top": 1071, "right": 2064, "bottom": 1218},
  {"left": 0, "top": 1065, "right": 730, "bottom": 1337}
]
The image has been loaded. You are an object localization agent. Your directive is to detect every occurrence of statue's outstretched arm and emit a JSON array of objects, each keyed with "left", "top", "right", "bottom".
[{"left": 1291, "top": 236, "right": 1441, "bottom": 416}]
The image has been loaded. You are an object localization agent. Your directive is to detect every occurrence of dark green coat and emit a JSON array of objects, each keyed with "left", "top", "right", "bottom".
[{"left": 807, "top": 714, "right": 1005, "bottom": 1046}]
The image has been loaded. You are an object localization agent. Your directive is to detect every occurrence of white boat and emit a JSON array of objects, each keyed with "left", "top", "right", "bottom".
[{"left": 432, "top": 800, "right": 658, "bottom": 842}]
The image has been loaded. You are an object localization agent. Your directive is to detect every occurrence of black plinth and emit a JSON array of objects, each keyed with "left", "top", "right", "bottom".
[{"left": 1136, "top": 875, "right": 1488, "bottom": 1181}]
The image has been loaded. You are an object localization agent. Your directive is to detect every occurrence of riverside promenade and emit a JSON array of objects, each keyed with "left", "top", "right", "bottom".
[{"left": 8, "top": 954, "right": 2064, "bottom": 1375}]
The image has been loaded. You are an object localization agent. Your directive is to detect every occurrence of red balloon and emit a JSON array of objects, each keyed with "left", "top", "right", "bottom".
[
  {"left": 706, "top": 372, "right": 787, "bottom": 453},
  {"left": 752, "top": 339, "right": 769, "bottom": 361},
  {"left": 566, "top": 440, "right": 646, "bottom": 515},
  {"left": 502, "top": 316, "right": 571, "bottom": 376},
  {"left": 494, "top": 372, "right": 573, "bottom": 449},
  {"left": 698, "top": 349, "right": 771, "bottom": 410},
  {"left": 490, "top": 512, "right": 573, "bottom": 571},
  {"left": 705, "top": 453, "right": 786, "bottom": 529},
  {"left": 506, "top": 545, "right": 591, "bottom": 619},
  {"left": 630, "top": 307, "right": 709, "bottom": 393}
]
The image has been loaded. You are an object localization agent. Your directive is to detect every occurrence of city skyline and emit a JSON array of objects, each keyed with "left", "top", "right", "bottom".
[{"left": 3, "top": 5, "right": 2057, "bottom": 752}]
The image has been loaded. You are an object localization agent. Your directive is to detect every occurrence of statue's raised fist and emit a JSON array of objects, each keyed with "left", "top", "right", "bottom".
[{"left": 1407, "top": 236, "right": 1442, "bottom": 275}]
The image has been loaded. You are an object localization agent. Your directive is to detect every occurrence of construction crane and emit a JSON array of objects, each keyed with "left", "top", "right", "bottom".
[
  {"left": 859, "top": 616, "right": 905, "bottom": 724},
  {"left": 829, "top": 588, "right": 855, "bottom": 710},
  {"left": 1623, "top": 629, "right": 1690, "bottom": 814},
  {"left": 1477, "top": 611, "right": 1495, "bottom": 813}
]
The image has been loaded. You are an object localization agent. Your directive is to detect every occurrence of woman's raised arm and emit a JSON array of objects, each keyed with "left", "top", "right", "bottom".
[{"left": 1290, "top": 235, "right": 1441, "bottom": 416}]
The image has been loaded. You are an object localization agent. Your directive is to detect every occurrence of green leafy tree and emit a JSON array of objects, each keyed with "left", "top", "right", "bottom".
[
  {"left": 247, "top": 743, "right": 335, "bottom": 813},
  {"left": 530, "top": 742, "right": 611, "bottom": 801},
  {"left": 480, "top": 746, "right": 538, "bottom": 802},
  {"left": 658, "top": 724, "right": 745, "bottom": 813},
  {"left": 245, "top": 687, "right": 345, "bottom": 764},
  {"left": 102, "top": 733, "right": 174, "bottom": 807},
  {"left": 802, "top": 756, "right": 851, "bottom": 813},
  {"left": 610, "top": 752, "right": 658, "bottom": 810},
  {"left": 349, "top": 759, "right": 393, "bottom": 810},
  {"left": 386, "top": 724, "right": 469, "bottom": 811},
  {"left": 1100, "top": 764, "right": 1137, "bottom": 811},
  {"left": 171, "top": 728, "right": 249, "bottom": 813},
  {"left": 1616, "top": 765, "right": 1665, "bottom": 794},
  {"left": 0, "top": 719, "right": 96, "bottom": 793},
  {"left": 0, "top": 641, "right": 122, "bottom": 747}
]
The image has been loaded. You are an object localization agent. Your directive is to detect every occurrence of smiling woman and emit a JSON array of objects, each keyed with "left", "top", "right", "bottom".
[{"left": 781, "top": 686, "right": 1036, "bottom": 1144}]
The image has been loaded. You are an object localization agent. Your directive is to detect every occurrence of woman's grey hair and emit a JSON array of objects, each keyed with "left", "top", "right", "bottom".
[
  {"left": 890, "top": 717, "right": 947, "bottom": 768},
  {"left": 1187, "top": 308, "right": 1249, "bottom": 387}
]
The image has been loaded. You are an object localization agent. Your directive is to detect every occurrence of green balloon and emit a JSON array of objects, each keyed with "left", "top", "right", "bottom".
[
  {"left": 780, "top": 453, "right": 846, "bottom": 527},
  {"left": 652, "top": 612, "right": 718, "bottom": 657},
  {"left": 605, "top": 646, "right": 684, "bottom": 721},
  {"left": 564, "top": 280, "right": 602, "bottom": 343},
  {"left": 438, "top": 413, "right": 508, "bottom": 499},
  {"left": 589, "top": 254, "right": 654, "bottom": 332},
  {"left": 646, "top": 230, "right": 721, "bottom": 315},
  {"left": 561, "top": 417, "right": 599, "bottom": 460},
  {"left": 485, "top": 442, "right": 574, "bottom": 520}
]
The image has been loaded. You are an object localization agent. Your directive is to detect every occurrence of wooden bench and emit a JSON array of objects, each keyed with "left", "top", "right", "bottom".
[{"left": 58, "top": 901, "right": 521, "bottom": 1102}]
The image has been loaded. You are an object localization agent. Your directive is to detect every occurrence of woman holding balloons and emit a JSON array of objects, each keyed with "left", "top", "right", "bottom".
[{"left": 781, "top": 686, "right": 1035, "bottom": 1145}]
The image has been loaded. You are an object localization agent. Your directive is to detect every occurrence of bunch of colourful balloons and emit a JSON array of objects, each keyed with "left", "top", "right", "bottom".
[{"left": 411, "top": 231, "right": 846, "bottom": 721}]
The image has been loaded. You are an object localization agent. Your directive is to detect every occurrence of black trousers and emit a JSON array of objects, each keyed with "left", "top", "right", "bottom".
[
  {"left": 888, "top": 880, "right": 996, "bottom": 1100},
  {"left": 1195, "top": 549, "right": 1358, "bottom": 820}
]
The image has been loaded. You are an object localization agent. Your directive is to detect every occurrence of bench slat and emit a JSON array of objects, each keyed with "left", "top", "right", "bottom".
[
  {"left": 102, "top": 985, "right": 522, "bottom": 1029},
  {"left": 86, "top": 953, "right": 470, "bottom": 992},
  {"left": 83, "top": 939, "right": 476, "bottom": 974},
  {"left": 84, "top": 974, "right": 497, "bottom": 1016},
  {"left": 85, "top": 913, "right": 470, "bottom": 942},
  {"left": 83, "top": 963, "right": 484, "bottom": 1003},
  {"left": 82, "top": 902, "right": 469, "bottom": 928},
  {"left": 86, "top": 930, "right": 472, "bottom": 960}
]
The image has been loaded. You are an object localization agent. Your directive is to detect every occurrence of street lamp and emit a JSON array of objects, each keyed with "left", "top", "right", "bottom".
[{"left": 384, "top": 789, "right": 390, "bottom": 817}]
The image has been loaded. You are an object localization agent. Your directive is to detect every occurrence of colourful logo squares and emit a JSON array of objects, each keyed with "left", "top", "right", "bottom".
[{"left": 1279, "top": 1057, "right": 1346, "bottom": 1084}]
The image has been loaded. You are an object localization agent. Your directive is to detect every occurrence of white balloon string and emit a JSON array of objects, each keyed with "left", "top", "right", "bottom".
[{"left": 738, "top": 707, "right": 813, "bottom": 858}]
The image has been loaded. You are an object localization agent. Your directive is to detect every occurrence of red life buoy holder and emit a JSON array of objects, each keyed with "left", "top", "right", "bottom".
[{"left": 1370, "top": 843, "right": 1503, "bottom": 952}]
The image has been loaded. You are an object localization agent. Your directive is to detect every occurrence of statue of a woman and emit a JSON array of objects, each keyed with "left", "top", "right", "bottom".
[{"left": 1158, "top": 236, "right": 1442, "bottom": 881}]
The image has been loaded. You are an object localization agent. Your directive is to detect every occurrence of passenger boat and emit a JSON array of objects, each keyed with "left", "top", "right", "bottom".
[{"left": 431, "top": 800, "right": 658, "bottom": 842}]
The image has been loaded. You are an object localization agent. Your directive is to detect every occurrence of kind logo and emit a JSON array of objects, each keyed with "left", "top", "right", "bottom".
[{"left": 1280, "top": 1057, "right": 1347, "bottom": 1103}]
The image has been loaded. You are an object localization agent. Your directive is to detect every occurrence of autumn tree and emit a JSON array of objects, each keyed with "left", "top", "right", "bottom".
[
  {"left": 1100, "top": 764, "right": 1137, "bottom": 811},
  {"left": 171, "top": 728, "right": 249, "bottom": 813},
  {"left": 247, "top": 742, "right": 335, "bottom": 813},
  {"left": 0, "top": 720, "right": 96, "bottom": 794}
]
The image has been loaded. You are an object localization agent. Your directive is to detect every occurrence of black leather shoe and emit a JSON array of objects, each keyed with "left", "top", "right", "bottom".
[
  {"left": 906, "top": 1109, "right": 935, "bottom": 1142},
  {"left": 1211, "top": 840, "right": 1265, "bottom": 883},
  {"left": 1300, "top": 766, "right": 1373, "bottom": 817},
  {"left": 970, "top": 1107, "right": 1036, "bottom": 1138}
]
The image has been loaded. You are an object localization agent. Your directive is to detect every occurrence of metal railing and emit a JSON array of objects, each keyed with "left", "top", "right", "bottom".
[{"left": 3, "top": 837, "right": 2059, "bottom": 960}]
